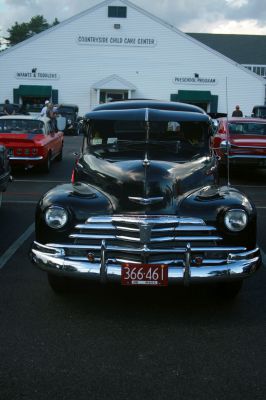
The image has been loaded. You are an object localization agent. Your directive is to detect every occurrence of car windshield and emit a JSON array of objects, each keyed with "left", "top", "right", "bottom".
[
  {"left": 229, "top": 122, "right": 266, "bottom": 135},
  {"left": 89, "top": 119, "right": 209, "bottom": 156},
  {"left": 0, "top": 119, "right": 45, "bottom": 134}
]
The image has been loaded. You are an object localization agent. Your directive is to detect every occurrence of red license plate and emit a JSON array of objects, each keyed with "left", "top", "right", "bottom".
[{"left": 121, "top": 264, "right": 168, "bottom": 286}]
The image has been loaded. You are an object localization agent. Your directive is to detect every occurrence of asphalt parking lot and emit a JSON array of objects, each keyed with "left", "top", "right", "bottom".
[{"left": 0, "top": 135, "right": 265, "bottom": 400}]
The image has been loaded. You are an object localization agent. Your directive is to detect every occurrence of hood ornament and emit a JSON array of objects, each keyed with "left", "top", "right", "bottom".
[{"left": 128, "top": 196, "right": 164, "bottom": 205}]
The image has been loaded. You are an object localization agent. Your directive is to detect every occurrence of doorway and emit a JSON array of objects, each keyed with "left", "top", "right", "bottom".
[{"left": 100, "top": 90, "right": 128, "bottom": 103}]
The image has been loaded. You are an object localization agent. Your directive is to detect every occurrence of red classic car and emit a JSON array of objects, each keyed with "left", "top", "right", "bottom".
[
  {"left": 0, "top": 115, "right": 64, "bottom": 172},
  {"left": 212, "top": 117, "right": 266, "bottom": 168}
]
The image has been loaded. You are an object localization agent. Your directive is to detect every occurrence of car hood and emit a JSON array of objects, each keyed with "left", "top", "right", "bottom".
[{"left": 77, "top": 148, "right": 216, "bottom": 213}]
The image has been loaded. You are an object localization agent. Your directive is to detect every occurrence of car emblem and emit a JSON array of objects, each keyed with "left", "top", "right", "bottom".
[{"left": 139, "top": 223, "right": 152, "bottom": 244}]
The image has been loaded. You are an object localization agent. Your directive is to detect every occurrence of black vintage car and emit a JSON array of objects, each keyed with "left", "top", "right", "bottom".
[
  {"left": 0, "top": 144, "right": 11, "bottom": 208},
  {"left": 252, "top": 105, "right": 266, "bottom": 119},
  {"left": 56, "top": 104, "right": 80, "bottom": 135},
  {"left": 30, "top": 100, "right": 261, "bottom": 295}
]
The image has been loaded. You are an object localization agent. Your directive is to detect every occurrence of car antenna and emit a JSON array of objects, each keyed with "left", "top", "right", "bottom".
[{"left": 225, "top": 76, "right": 231, "bottom": 186}]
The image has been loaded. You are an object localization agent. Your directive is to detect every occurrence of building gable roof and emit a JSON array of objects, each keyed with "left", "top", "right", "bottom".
[
  {"left": 92, "top": 74, "right": 136, "bottom": 90},
  {"left": 0, "top": 0, "right": 264, "bottom": 82},
  {"left": 187, "top": 33, "right": 266, "bottom": 65}
]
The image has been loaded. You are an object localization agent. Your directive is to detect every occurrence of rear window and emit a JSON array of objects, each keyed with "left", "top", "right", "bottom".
[
  {"left": 0, "top": 119, "right": 45, "bottom": 134},
  {"left": 229, "top": 122, "right": 266, "bottom": 135}
]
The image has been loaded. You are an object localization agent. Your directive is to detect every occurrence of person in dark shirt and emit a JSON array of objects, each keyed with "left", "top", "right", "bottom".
[
  {"left": 232, "top": 105, "right": 243, "bottom": 117},
  {"left": 3, "top": 99, "right": 15, "bottom": 115}
]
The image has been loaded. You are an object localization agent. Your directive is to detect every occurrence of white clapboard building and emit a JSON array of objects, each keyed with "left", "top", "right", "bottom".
[{"left": 0, "top": 0, "right": 265, "bottom": 116}]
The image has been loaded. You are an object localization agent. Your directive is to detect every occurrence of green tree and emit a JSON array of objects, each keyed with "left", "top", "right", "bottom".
[
  {"left": 51, "top": 18, "right": 60, "bottom": 26},
  {"left": 5, "top": 15, "right": 59, "bottom": 47},
  {"left": 28, "top": 15, "right": 49, "bottom": 35},
  {"left": 6, "top": 21, "right": 30, "bottom": 45}
]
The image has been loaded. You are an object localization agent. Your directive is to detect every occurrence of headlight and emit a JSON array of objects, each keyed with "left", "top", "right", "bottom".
[
  {"left": 45, "top": 206, "right": 68, "bottom": 229},
  {"left": 224, "top": 209, "right": 248, "bottom": 232}
]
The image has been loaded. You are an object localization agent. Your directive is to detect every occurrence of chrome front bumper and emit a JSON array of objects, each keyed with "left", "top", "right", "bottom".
[{"left": 30, "top": 241, "right": 261, "bottom": 285}]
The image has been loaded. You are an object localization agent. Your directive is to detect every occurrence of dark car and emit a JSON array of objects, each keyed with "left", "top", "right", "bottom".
[
  {"left": 30, "top": 100, "right": 261, "bottom": 296},
  {"left": 212, "top": 117, "right": 266, "bottom": 168},
  {"left": 0, "top": 144, "right": 11, "bottom": 208},
  {"left": 0, "top": 103, "right": 22, "bottom": 116},
  {"left": 252, "top": 105, "right": 266, "bottom": 119},
  {"left": 56, "top": 104, "right": 80, "bottom": 135}
]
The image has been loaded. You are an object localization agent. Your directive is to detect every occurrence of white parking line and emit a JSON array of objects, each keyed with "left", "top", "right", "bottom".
[{"left": 0, "top": 223, "right": 34, "bottom": 270}]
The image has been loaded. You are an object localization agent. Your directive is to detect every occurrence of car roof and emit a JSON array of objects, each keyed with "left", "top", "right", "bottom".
[
  {"left": 85, "top": 108, "right": 210, "bottom": 123},
  {"left": 93, "top": 99, "right": 206, "bottom": 114}
]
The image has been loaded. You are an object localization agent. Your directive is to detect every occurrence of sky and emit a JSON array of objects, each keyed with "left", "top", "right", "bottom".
[{"left": 0, "top": 0, "right": 266, "bottom": 40}]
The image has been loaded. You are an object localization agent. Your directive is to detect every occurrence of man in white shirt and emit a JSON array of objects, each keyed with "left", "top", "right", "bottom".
[{"left": 40, "top": 100, "right": 50, "bottom": 117}]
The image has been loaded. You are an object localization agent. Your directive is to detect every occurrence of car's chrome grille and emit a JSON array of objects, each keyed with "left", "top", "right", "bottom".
[{"left": 47, "top": 215, "right": 247, "bottom": 266}]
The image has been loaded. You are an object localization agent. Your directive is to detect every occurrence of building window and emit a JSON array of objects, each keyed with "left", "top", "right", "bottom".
[
  {"left": 108, "top": 6, "right": 127, "bottom": 18},
  {"left": 243, "top": 64, "right": 266, "bottom": 78}
]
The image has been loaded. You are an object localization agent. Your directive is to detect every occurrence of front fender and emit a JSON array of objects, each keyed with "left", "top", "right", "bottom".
[
  {"left": 178, "top": 185, "right": 257, "bottom": 248},
  {"left": 35, "top": 182, "right": 116, "bottom": 243}
]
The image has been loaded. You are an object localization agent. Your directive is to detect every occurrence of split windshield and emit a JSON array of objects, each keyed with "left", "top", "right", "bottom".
[
  {"left": 89, "top": 120, "right": 209, "bottom": 154},
  {"left": 229, "top": 122, "right": 266, "bottom": 135},
  {"left": 0, "top": 119, "right": 45, "bottom": 134}
]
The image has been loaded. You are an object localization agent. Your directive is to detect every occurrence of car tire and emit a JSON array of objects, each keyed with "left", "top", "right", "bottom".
[
  {"left": 56, "top": 145, "right": 63, "bottom": 162},
  {"left": 41, "top": 152, "right": 51, "bottom": 173},
  {"left": 47, "top": 273, "right": 73, "bottom": 294}
]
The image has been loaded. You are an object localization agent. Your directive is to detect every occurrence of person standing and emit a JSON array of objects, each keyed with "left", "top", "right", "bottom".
[
  {"left": 3, "top": 99, "right": 15, "bottom": 115},
  {"left": 232, "top": 105, "right": 243, "bottom": 117},
  {"left": 40, "top": 100, "right": 50, "bottom": 117}
]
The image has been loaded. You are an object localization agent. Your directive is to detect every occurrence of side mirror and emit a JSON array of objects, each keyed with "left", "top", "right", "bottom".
[{"left": 220, "top": 140, "right": 231, "bottom": 154}]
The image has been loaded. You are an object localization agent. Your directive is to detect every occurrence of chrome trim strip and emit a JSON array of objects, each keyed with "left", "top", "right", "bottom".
[
  {"left": 100, "top": 240, "right": 107, "bottom": 283},
  {"left": 74, "top": 224, "right": 216, "bottom": 232},
  {"left": 183, "top": 243, "right": 191, "bottom": 286},
  {"left": 9, "top": 156, "right": 43, "bottom": 161},
  {"left": 228, "top": 155, "right": 266, "bottom": 159},
  {"left": 47, "top": 243, "right": 247, "bottom": 253},
  {"left": 85, "top": 216, "right": 206, "bottom": 225},
  {"left": 68, "top": 234, "right": 222, "bottom": 242},
  {"left": 231, "top": 144, "right": 266, "bottom": 149}
]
